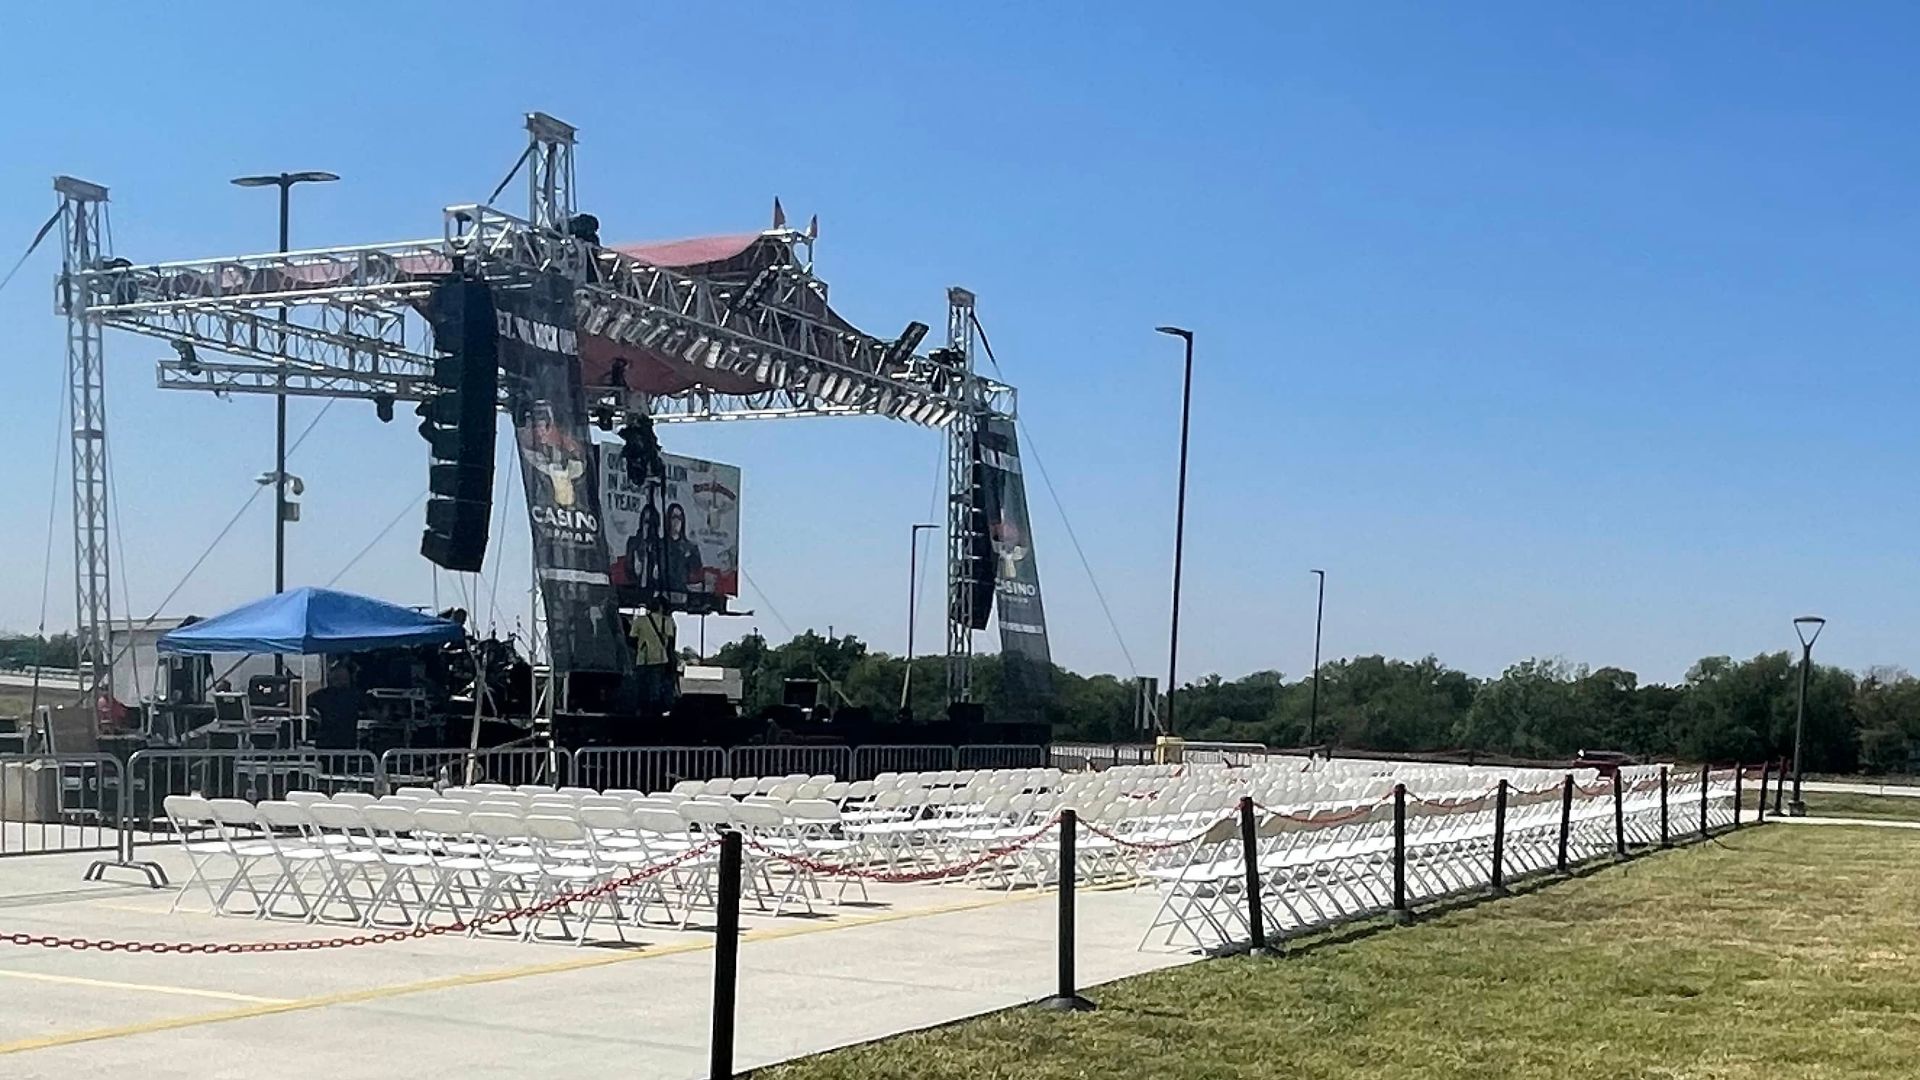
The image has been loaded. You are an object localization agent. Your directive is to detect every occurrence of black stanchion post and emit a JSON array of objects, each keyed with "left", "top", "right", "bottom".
[
  {"left": 1612, "top": 772, "right": 1627, "bottom": 858},
  {"left": 1699, "top": 764, "right": 1710, "bottom": 837},
  {"left": 1490, "top": 779, "right": 1508, "bottom": 895},
  {"left": 1773, "top": 757, "right": 1786, "bottom": 816},
  {"left": 1659, "top": 767, "right": 1670, "bottom": 849},
  {"left": 1391, "top": 783, "right": 1410, "bottom": 922},
  {"left": 1733, "top": 764, "right": 1744, "bottom": 829},
  {"left": 709, "top": 830, "right": 743, "bottom": 1080},
  {"left": 1039, "top": 810, "right": 1095, "bottom": 1011},
  {"left": 1239, "top": 796, "right": 1276, "bottom": 956},
  {"left": 1758, "top": 760, "right": 1771, "bottom": 824},
  {"left": 1556, "top": 774, "right": 1573, "bottom": 873}
]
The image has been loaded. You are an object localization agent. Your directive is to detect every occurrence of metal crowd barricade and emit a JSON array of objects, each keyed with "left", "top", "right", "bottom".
[
  {"left": 573, "top": 746, "right": 728, "bottom": 793},
  {"left": 850, "top": 744, "right": 957, "bottom": 780},
  {"left": 957, "top": 744, "right": 1048, "bottom": 770},
  {"left": 122, "top": 748, "right": 383, "bottom": 848},
  {"left": 0, "top": 753, "right": 123, "bottom": 858},
  {"left": 727, "top": 744, "right": 855, "bottom": 780},
  {"left": 1049, "top": 743, "right": 1154, "bottom": 771},
  {"left": 380, "top": 746, "right": 571, "bottom": 789},
  {"left": 1179, "top": 741, "right": 1270, "bottom": 767}
]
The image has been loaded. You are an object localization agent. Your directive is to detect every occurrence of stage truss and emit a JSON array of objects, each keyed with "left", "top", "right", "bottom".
[{"left": 53, "top": 112, "right": 1013, "bottom": 710}]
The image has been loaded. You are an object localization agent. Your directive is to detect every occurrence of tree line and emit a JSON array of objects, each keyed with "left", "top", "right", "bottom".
[
  {"left": 0, "top": 633, "right": 79, "bottom": 671},
  {"left": 706, "top": 631, "right": 1920, "bottom": 774}
]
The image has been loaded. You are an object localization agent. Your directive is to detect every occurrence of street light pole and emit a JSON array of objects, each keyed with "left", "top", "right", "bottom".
[
  {"left": 1155, "top": 326, "right": 1195, "bottom": 736},
  {"left": 1790, "top": 615, "right": 1825, "bottom": 816},
  {"left": 1309, "top": 569, "right": 1326, "bottom": 747},
  {"left": 900, "top": 522, "right": 939, "bottom": 717},
  {"left": 233, "top": 171, "right": 337, "bottom": 679},
  {"left": 232, "top": 170, "right": 339, "bottom": 599}
]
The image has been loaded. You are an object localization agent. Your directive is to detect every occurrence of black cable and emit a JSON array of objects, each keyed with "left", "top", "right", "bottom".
[
  {"left": 327, "top": 489, "right": 428, "bottom": 587},
  {"left": 0, "top": 207, "right": 62, "bottom": 298},
  {"left": 28, "top": 353, "right": 69, "bottom": 719},
  {"left": 969, "top": 311, "right": 1004, "bottom": 374},
  {"left": 1015, "top": 418, "right": 1140, "bottom": 677},
  {"left": 740, "top": 566, "right": 794, "bottom": 640},
  {"left": 486, "top": 146, "right": 534, "bottom": 209}
]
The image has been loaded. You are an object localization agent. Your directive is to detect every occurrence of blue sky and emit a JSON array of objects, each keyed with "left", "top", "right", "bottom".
[{"left": 2, "top": 3, "right": 1916, "bottom": 685}]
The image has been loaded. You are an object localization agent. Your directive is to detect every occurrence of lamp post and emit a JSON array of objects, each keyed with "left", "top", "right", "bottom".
[
  {"left": 900, "top": 522, "right": 939, "bottom": 717},
  {"left": 1309, "top": 569, "right": 1326, "bottom": 747},
  {"left": 1789, "top": 615, "right": 1825, "bottom": 816},
  {"left": 230, "top": 170, "right": 339, "bottom": 601},
  {"left": 1154, "top": 326, "right": 1195, "bottom": 735}
]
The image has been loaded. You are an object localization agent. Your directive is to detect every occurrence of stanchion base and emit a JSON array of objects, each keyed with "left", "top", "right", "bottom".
[
  {"left": 1389, "top": 908, "right": 1414, "bottom": 926},
  {"left": 1038, "top": 994, "right": 1097, "bottom": 1013},
  {"left": 83, "top": 859, "right": 169, "bottom": 889},
  {"left": 1245, "top": 944, "right": 1282, "bottom": 959},
  {"left": 1788, "top": 801, "right": 1807, "bottom": 817},
  {"left": 1487, "top": 884, "right": 1510, "bottom": 898}
]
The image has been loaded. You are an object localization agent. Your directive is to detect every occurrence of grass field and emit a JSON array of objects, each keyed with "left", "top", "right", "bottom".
[
  {"left": 765, "top": 824, "right": 1920, "bottom": 1080},
  {"left": 1742, "top": 788, "right": 1920, "bottom": 823}
]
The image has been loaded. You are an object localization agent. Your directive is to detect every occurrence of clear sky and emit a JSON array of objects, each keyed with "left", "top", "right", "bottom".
[{"left": 2, "top": 3, "right": 1916, "bottom": 686}]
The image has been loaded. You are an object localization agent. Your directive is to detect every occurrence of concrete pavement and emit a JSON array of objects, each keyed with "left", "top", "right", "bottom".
[{"left": 0, "top": 844, "right": 1199, "bottom": 1079}]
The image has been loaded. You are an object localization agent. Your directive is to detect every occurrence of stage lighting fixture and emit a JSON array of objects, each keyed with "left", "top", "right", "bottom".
[
  {"left": 580, "top": 305, "right": 612, "bottom": 336},
  {"left": 641, "top": 322, "right": 673, "bottom": 349},
  {"left": 877, "top": 389, "right": 895, "bottom": 414},
  {"left": 835, "top": 379, "right": 860, "bottom": 405},
  {"left": 171, "top": 340, "right": 202, "bottom": 376},
  {"left": 883, "top": 321, "right": 929, "bottom": 369},
  {"left": 566, "top": 213, "right": 601, "bottom": 245},
  {"left": 602, "top": 310, "right": 632, "bottom": 341},
  {"left": 752, "top": 356, "right": 775, "bottom": 383},
  {"left": 373, "top": 394, "right": 395, "bottom": 423},
  {"left": 730, "top": 265, "right": 781, "bottom": 316},
  {"left": 682, "top": 335, "right": 711, "bottom": 365},
  {"left": 805, "top": 370, "right": 826, "bottom": 399},
  {"left": 772, "top": 360, "right": 791, "bottom": 386}
]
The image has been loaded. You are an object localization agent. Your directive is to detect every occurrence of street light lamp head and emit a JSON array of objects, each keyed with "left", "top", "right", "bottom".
[
  {"left": 231, "top": 171, "right": 341, "bottom": 187},
  {"left": 1154, "top": 325, "right": 1193, "bottom": 340},
  {"left": 1794, "top": 615, "right": 1826, "bottom": 649}
]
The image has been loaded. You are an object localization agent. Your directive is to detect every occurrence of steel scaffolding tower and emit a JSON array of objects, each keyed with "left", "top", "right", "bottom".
[
  {"left": 944, "top": 287, "right": 981, "bottom": 703},
  {"left": 53, "top": 176, "right": 114, "bottom": 704}
]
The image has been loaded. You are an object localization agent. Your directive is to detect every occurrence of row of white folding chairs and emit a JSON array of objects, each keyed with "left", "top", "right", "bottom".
[
  {"left": 165, "top": 791, "right": 865, "bottom": 937},
  {"left": 163, "top": 793, "right": 691, "bottom": 943}
]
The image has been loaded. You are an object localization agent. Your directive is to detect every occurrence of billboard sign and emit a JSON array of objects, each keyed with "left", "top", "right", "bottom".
[{"left": 600, "top": 445, "right": 741, "bottom": 613}]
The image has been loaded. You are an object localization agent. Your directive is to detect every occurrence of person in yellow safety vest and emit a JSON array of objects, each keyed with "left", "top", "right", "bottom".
[{"left": 631, "top": 608, "right": 676, "bottom": 667}]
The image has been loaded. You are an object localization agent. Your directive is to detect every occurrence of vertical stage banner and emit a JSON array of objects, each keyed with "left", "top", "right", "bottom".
[
  {"left": 497, "top": 274, "right": 629, "bottom": 673},
  {"left": 976, "top": 417, "right": 1053, "bottom": 713}
]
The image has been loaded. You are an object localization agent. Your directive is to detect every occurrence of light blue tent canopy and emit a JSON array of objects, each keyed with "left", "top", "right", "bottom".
[{"left": 156, "top": 587, "right": 462, "bottom": 655}]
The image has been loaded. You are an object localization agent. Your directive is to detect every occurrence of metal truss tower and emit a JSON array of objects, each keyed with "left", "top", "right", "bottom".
[
  {"left": 944, "top": 287, "right": 980, "bottom": 703},
  {"left": 53, "top": 176, "right": 114, "bottom": 704},
  {"left": 521, "top": 112, "right": 581, "bottom": 738}
]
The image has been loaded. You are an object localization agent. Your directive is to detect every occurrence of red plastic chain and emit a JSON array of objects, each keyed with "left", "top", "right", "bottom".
[
  {"left": 1, "top": 839, "right": 721, "bottom": 954},
  {"left": 1252, "top": 793, "right": 1391, "bottom": 825},
  {"left": 741, "top": 816, "right": 1061, "bottom": 882},
  {"left": 1076, "top": 815, "right": 1233, "bottom": 851}
]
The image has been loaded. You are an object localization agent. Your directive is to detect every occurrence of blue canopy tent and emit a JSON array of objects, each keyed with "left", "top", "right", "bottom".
[{"left": 157, "top": 586, "right": 462, "bottom": 655}]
